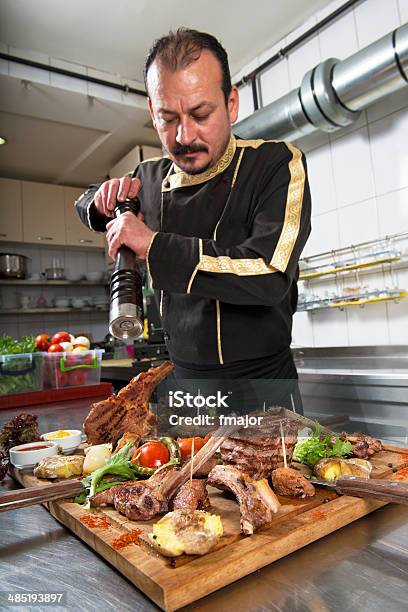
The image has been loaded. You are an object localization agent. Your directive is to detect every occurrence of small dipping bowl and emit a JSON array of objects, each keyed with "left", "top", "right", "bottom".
[
  {"left": 41, "top": 429, "right": 82, "bottom": 455},
  {"left": 9, "top": 441, "right": 59, "bottom": 469}
]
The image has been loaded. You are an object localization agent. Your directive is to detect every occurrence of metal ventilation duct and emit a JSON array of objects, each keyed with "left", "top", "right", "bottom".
[{"left": 235, "top": 23, "right": 408, "bottom": 141}]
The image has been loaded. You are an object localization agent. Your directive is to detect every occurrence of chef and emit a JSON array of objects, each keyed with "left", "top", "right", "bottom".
[{"left": 75, "top": 28, "right": 311, "bottom": 412}]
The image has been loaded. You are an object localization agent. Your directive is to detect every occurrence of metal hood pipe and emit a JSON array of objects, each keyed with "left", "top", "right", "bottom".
[{"left": 235, "top": 22, "right": 408, "bottom": 141}]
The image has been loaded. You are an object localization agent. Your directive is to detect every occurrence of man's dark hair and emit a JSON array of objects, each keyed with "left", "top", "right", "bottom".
[{"left": 144, "top": 28, "right": 232, "bottom": 105}]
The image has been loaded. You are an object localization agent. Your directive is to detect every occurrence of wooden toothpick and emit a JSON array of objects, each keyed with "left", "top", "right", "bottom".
[
  {"left": 189, "top": 437, "right": 195, "bottom": 485},
  {"left": 280, "top": 420, "right": 287, "bottom": 469}
]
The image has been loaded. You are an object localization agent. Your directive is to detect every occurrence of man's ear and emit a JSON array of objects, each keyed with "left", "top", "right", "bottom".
[
  {"left": 228, "top": 86, "right": 239, "bottom": 125},
  {"left": 147, "top": 98, "right": 157, "bottom": 130}
]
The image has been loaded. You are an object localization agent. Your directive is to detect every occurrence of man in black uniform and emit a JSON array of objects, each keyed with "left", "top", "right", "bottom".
[{"left": 75, "top": 28, "right": 311, "bottom": 411}]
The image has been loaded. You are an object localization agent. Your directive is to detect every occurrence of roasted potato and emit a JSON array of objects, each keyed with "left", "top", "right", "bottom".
[
  {"left": 148, "top": 509, "right": 223, "bottom": 557},
  {"left": 314, "top": 457, "right": 372, "bottom": 481},
  {"left": 34, "top": 455, "right": 84, "bottom": 479}
]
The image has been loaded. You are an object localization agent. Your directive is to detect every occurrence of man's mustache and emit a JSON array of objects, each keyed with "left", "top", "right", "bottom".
[{"left": 172, "top": 144, "right": 208, "bottom": 156}]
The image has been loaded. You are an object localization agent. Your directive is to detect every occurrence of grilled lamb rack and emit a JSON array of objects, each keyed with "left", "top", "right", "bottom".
[
  {"left": 84, "top": 361, "right": 174, "bottom": 445},
  {"left": 207, "top": 464, "right": 281, "bottom": 535}
]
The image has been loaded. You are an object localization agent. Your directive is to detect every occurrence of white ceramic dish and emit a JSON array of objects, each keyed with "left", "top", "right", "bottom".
[
  {"left": 41, "top": 429, "right": 82, "bottom": 454},
  {"left": 9, "top": 441, "right": 59, "bottom": 469},
  {"left": 86, "top": 271, "right": 104, "bottom": 282}
]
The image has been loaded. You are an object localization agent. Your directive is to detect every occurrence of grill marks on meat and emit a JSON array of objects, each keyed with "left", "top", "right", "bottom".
[
  {"left": 208, "top": 465, "right": 280, "bottom": 535},
  {"left": 83, "top": 361, "right": 173, "bottom": 445},
  {"left": 338, "top": 432, "right": 382, "bottom": 458},
  {"left": 220, "top": 413, "right": 298, "bottom": 479},
  {"left": 172, "top": 480, "right": 210, "bottom": 511},
  {"left": 272, "top": 467, "right": 316, "bottom": 498}
]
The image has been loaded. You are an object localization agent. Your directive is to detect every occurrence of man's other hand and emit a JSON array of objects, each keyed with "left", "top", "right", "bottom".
[
  {"left": 94, "top": 176, "right": 141, "bottom": 217},
  {"left": 106, "top": 211, "right": 154, "bottom": 260}
]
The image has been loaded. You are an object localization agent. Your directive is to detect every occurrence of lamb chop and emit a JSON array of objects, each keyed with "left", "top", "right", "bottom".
[
  {"left": 84, "top": 361, "right": 174, "bottom": 445},
  {"left": 207, "top": 464, "right": 281, "bottom": 535},
  {"left": 172, "top": 480, "right": 210, "bottom": 511}
]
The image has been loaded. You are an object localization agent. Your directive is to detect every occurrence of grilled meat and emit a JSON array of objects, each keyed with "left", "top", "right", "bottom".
[
  {"left": 271, "top": 467, "right": 316, "bottom": 498},
  {"left": 337, "top": 432, "right": 382, "bottom": 458},
  {"left": 220, "top": 412, "right": 298, "bottom": 479},
  {"left": 83, "top": 361, "right": 173, "bottom": 445},
  {"left": 208, "top": 464, "right": 280, "bottom": 535},
  {"left": 90, "top": 480, "right": 141, "bottom": 507},
  {"left": 172, "top": 480, "right": 210, "bottom": 511}
]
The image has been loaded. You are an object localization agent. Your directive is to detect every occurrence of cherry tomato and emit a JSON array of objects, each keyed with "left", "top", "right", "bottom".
[
  {"left": 48, "top": 343, "right": 64, "bottom": 353},
  {"left": 56, "top": 370, "right": 69, "bottom": 387},
  {"left": 35, "top": 333, "right": 51, "bottom": 352},
  {"left": 131, "top": 442, "right": 170, "bottom": 469},
  {"left": 51, "top": 331, "right": 71, "bottom": 345},
  {"left": 178, "top": 437, "right": 206, "bottom": 461},
  {"left": 68, "top": 370, "right": 87, "bottom": 386}
]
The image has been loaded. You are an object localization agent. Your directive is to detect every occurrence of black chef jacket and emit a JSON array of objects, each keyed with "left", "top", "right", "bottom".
[{"left": 75, "top": 135, "right": 311, "bottom": 380}]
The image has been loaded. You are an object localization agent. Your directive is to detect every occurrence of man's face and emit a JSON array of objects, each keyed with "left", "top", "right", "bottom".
[{"left": 147, "top": 50, "right": 239, "bottom": 174}]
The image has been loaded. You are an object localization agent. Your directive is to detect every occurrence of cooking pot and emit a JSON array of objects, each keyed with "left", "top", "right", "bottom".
[{"left": 0, "top": 253, "right": 30, "bottom": 279}]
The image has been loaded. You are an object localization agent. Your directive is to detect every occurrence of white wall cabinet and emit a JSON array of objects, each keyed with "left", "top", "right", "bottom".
[
  {"left": 22, "top": 181, "right": 66, "bottom": 245},
  {"left": 64, "top": 186, "right": 105, "bottom": 248},
  {"left": 0, "top": 179, "right": 104, "bottom": 249},
  {"left": 0, "top": 178, "right": 23, "bottom": 242}
]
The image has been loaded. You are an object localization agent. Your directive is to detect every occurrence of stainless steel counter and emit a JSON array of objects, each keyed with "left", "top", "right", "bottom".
[{"left": 1, "top": 400, "right": 408, "bottom": 611}]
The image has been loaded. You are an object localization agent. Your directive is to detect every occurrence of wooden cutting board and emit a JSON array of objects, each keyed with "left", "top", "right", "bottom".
[{"left": 11, "top": 446, "right": 408, "bottom": 611}]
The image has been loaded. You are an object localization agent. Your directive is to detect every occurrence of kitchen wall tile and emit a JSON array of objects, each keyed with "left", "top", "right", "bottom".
[
  {"left": 330, "top": 126, "right": 375, "bottom": 207},
  {"left": 0, "top": 322, "right": 19, "bottom": 337},
  {"left": 50, "top": 58, "right": 87, "bottom": 95},
  {"left": 306, "top": 144, "right": 337, "bottom": 215},
  {"left": 354, "top": 0, "right": 400, "bottom": 49},
  {"left": 369, "top": 107, "right": 408, "bottom": 196},
  {"left": 312, "top": 308, "right": 349, "bottom": 346},
  {"left": 292, "top": 311, "right": 314, "bottom": 347},
  {"left": 90, "top": 320, "right": 109, "bottom": 342},
  {"left": 86, "top": 251, "right": 106, "bottom": 272},
  {"left": 338, "top": 198, "right": 380, "bottom": 248},
  {"left": 294, "top": 130, "right": 330, "bottom": 154},
  {"left": 288, "top": 36, "right": 321, "bottom": 90},
  {"left": 236, "top": 84, "right": 253, "bottom": 122},
  {"left": 366, "top": 88, "right": 408, "bottom": 124},
  {"left": 319, "top": 9, "right": 359, "bottom": 61},
  {"left": 387, "top": 268, "right": 408, "bottom": 344},
  {"left": 316, "top": 0, "right": 349, "bottom": 21},
  {"left": 346, "top": 302, "right": 390, "bottom": 345},
  {"left": 328, "top": 110, "right": 367, "bottom": 143},
  {"left": 259, "top": 59, "right": 291, "bottom": 106},
  {"left": 65, "top": 251, "right": 86, "bottom": 278},
  {"left": 377, "top": 187, "right": 408, "bottom": 236},
  {"left": 304, "top": 209, "right": 340, "bottom": 256},
  {"left": 399, "top": 0, "right": 408, "bottom": 22}
]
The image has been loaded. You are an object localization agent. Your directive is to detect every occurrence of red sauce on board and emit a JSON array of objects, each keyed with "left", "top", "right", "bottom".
[
  {"left": 311, "top": 511, "right": 325, "bottom": 519},
  {"left": 80, "top": 514, "right": 112, "bottom": 529},
  {"left": 112, "top": 529, "right": 142, "bottom": 550},
  {"left": 394, "top": 467, "right": 408, "bottom": 481}
]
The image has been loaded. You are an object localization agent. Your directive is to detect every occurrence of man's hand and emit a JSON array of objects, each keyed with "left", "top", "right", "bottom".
[
  {"left": 106, "top": 211, "right": 155, "bottom": 260},
  {"left": 94, "top": 176, "right": 141, "bottom": 217}
]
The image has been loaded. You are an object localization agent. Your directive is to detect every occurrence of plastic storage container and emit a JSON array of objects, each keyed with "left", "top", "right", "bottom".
[
  {"left": 43, "top": 349, "right": 104, "bottom": 389},
  {"left": 0, "top": 352, "right": 44, "bottom": 396}
]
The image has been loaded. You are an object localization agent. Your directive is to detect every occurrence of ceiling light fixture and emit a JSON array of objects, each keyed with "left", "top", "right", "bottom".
[{"left": 0, "top": 137, "right": 6, "bottom": 145}]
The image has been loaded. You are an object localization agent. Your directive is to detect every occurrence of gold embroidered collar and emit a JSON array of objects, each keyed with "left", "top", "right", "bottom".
[{"left": 162, "top": 134, "right": 236, "bottom": 192}]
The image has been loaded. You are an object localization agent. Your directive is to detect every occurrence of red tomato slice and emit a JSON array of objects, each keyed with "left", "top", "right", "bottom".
[
  {"left": 131, "top": 441, "right": 170, "bottom": 469},
  {"left": 178, "top": 437, "right": 206, "bottom": 461}
]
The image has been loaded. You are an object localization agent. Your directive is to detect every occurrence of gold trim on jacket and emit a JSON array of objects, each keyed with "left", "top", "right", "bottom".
[{"left": 161, "top": 135, "right": 236, "bottom": 192}]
